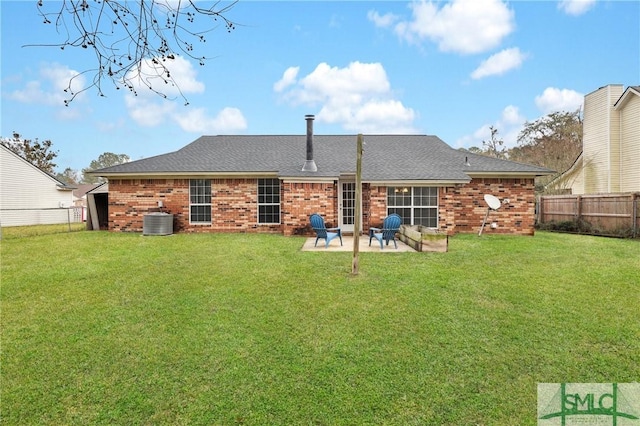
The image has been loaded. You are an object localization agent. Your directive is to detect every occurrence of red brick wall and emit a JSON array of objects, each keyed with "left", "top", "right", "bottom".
[
  {"left": 445, "top": 178, "right": 536, "bottom": 235},
  {"left": 108, "top": 177, "right": 537, "bottom": 235},
  {"left": 281, "top": 182, "right": 338, "bottom": 236},
  {"left": 109, "top": 178, "right": 281, "bottom": 233},
  {"left": 108, "top": 179, "right": 188, "bottom": 232},
  {"left": 367, "top": 179, "right": 536, "bottom": 235},
  {"left": 367, "top": 185, "right": 387, "bottom": 229}
]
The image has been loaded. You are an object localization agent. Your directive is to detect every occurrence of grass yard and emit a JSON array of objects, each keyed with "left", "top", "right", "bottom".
[
  {"left": 1, "top": 222, "right": 85, "bottom": 239},
  {"left": 1, "top": 231, "right": 638, "bottom": 425}
]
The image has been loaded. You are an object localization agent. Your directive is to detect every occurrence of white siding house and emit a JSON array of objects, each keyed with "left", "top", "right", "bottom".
[
  {"left": 615, "top": 86, "right": 640, "bottom": 193},
  {"left": 0, "top": 144, "right": 74, "bottom": 227},
  {"left": 549, "top": 84, "right": 640, "bottom": 194}
]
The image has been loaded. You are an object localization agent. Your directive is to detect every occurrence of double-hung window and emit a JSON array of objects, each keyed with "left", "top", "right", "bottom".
[
  {"left": 387, "top": 186, "right": 438, "bottom": 228},
  {"left": 257, "top": 179, "right": 280, "bottom": 224},
  {"left": 190, "top": 179, "right": 212, "bottom": 224}
]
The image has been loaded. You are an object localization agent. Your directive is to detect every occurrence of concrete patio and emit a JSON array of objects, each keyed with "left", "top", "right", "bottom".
[{"left": 301, "top": 235, "right": 416, "bottom": 252}]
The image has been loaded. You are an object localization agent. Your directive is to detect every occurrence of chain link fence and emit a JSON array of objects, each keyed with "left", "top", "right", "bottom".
[{"left": 0, "top": 207, "right": 86, "bottom": 239}]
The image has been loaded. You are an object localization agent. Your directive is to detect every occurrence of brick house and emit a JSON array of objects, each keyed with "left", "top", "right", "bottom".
[{"left": 95, "top": 116, "right": 553, "bottom": 236}]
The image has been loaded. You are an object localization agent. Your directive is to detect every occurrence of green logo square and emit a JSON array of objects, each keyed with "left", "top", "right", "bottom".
[{"left": 538, "top": 383, "right": 640, "bottom": 425}]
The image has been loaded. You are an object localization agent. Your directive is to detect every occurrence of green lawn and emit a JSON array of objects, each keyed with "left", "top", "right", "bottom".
[{"left": 1, "top": 231, "right": 638, "bottom": 425}]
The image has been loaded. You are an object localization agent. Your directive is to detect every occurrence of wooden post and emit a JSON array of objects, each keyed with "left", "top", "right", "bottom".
[
  {"left": 576, "top": 195, "right": 582, "bottom": 222},
  {"left": 352, "top": 134, "right": 363, "bottom": 275},
  {"left": 537, "top": 195, "right": 543, "bottom": 226},
  {"left": 88, "top": 193, "right": 100, "bottom": 230},
  {"left": 632, "top": 193, "right": 638, "bottom": 238}
]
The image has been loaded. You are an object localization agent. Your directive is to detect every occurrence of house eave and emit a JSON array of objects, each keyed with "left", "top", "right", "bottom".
[
  {"left": 613, "top": 86, "right": 640, "bottom": 110},
  {"left": 466, "top": 171, "right": 554, "bottom": 178},
  {"left": 99, "top": 171, "right": 280, "bottom": 179},
  {"left": 367, "top": 179, "right": 470, "bottom": 186},
  {"left": 281, "top": 177, "right": 336, "bottom": 183}
]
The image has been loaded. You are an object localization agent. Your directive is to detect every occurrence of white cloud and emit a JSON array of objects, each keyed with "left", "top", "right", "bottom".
[
  {"left": 367, "top": 10, "right": 398, "bottom": 28},
  {"left": 9, "top": 81, "right": 48, "bottom": 104},
  {"left": 393, "top": 0, "right": 515, "bottom": 54},
  {"left": 471, "top": 48, "right": 527, "bottom": 80},
  {"left": 535, "top": 87, "right": 584, "bottom": 114},
  {"left": 125, "top": 56, "right": 205, "bottom": 98},
  {"left": 501, "top": 105, "right": 525, "bottom": 126},
  {"left": 125, "top": 95, "right": 176, "bottom": 127},
  {"left": 275, "top": 61, "right": 417, "bottom": 133},
  {"left": 273, "top": 67, "right": 299, "bottom": 92},
  {"left": 456, "top": 88, "right": 584, "bottom": 151},
  {"left": 173, "top": 107, "right": 247, "bottom": 134},
  {"left": 123, "top": 57, "right": 247, "bottom": 133},
  {"left": 299, "top": 62, "right": 390, "bottom": 102},
  {"left": 558, "top": 0, "right": 596, "bottom": 16},
  {"left": 455, "top": 105, "right": 526, "bottom": 149},
  {"left": 7, "top": 62, "right": 87, "bottom": 109},
  {"left": 125, "top": 93, "right": 247, "bottom": 133},
  {"left": 353, "top": 100, "right": 416, "bottom": 134}
]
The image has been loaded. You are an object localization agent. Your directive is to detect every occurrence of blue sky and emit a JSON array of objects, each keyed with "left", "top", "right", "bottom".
[{"left": 1, "top": 0, "right": 638, "bottom": 173}]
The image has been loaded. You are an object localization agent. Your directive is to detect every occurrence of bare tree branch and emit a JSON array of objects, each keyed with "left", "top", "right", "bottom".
[{"left": 28, "top": 0, "right": 238, "bottom": 105}]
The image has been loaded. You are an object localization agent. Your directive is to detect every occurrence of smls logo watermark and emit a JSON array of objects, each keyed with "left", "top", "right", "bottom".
[{"left": 538, "top": 383, "right": 640, "bottom": 425}]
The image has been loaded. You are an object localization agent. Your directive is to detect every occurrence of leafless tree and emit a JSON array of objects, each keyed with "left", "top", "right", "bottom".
[
  {"left": 30, "top": 0, "right": 238, "bottom": 105},
  {"left": 482, "top": 126, "right": 507, "bottom": 159}
]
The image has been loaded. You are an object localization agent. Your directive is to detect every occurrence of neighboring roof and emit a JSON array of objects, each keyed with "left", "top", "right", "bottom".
[
  {"left": 86, "top": 182, "right": 109, "bottom": 194},
  {"left": 94, "top": 134, "right": 554, "bottom": 182},
  {"left": 0, "top": 143, "right": 75, "bottom": 190},
  {"left": 614, "top": 85, "right": 640, "bottom": 110},
  {"left": 73, "top": 183, "right": 102, "bottom": 199}
]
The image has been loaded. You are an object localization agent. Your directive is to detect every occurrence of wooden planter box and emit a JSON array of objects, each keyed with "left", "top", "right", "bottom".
[{"left": 398, "top": 225, "right": 448, "bottom": 252}]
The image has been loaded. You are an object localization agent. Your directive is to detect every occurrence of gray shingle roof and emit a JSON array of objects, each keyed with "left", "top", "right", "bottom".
[{"left": 95, "top": 134, "right": 553, "bottom": 181}]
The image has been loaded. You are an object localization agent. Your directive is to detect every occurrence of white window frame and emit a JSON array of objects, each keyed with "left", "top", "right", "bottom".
[
  {"left": 189, "top": 179, "right": 212, "bottom": 224},
  {"left": 387, "top": 186, "right": 438, "bottom": 228},
  {"left": 257, "top": 178, "right": 280, "bottom": 224}
]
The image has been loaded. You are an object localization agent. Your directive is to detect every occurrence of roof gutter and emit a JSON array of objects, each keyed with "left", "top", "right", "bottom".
[
  {"left": 367, "top": 179, "right": 470, "bottom": 186},
  {"left": 96, "top": 171, "right": 280, "bottom": 179},
  {"left": 466, "top": 171, "right": 555, "bottom": 178}
]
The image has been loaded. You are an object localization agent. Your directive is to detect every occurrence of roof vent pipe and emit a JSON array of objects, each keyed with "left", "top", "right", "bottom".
[{"left": 301, "top": 114, "right": 318, "bottom": 172}]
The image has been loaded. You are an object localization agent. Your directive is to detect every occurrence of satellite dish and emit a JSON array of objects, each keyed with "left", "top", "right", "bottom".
[
  {"left": 484, "top": 194, "right": 501, "bottom": 210},
  {"left": 479, "top": 194, "right": 501, "bottom": 236}
]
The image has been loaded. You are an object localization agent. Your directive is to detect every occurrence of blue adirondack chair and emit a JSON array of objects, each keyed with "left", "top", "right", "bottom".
[
  {"left": 369, "top": 213, "right": 402, "bottom": 249},
  {"left": 309, "top": 213, "right": 343, "bottom": 248}
]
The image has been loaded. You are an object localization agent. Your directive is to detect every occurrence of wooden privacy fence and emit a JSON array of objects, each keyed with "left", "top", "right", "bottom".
[{"left": 538, "top": 193, "right": 640, "bottom": 237}]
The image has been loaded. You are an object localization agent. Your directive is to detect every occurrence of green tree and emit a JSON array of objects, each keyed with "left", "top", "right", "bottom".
[
  {"left": 82, "top": 152, "right": 130, "bottom": 184},
  {"left": 458, "top": 146, "right": 484, "bottom": 155},
  {"left": 31, "top": 0, "right": 237, "bottom": 105},
  {"left": 56, "top": 167, "right": 80, "bottom": 185},
  {"left": 0, "top": 132, "right": 58, "bottom": 173}
]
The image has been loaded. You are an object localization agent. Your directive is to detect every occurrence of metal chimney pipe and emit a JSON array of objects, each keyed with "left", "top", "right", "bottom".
[{"left": 301, "top": 114, "right": 318, "bottom": 172}]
